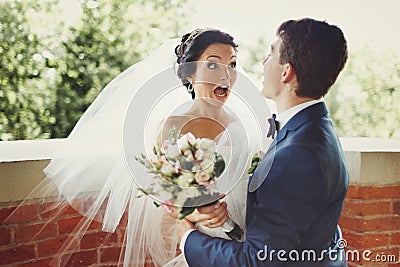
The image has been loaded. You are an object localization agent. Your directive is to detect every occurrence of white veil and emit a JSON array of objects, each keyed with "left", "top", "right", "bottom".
[{"left": 6, "top": 38, "right": 272, "bottom": 266}]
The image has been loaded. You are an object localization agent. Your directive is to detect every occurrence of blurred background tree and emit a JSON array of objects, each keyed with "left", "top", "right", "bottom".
[
  {"left": 51, "top": 0, "right": 189, "bottom": 137},
  {"left": 240, "top": 40, "right": 400, "bottom": 140},
  {"left": 1, "top": 0, "right": 399, "bottom": 140},
  {"left": 0, "top": 1, "right": 54, "bottom": 140},
  {"left": 326, "top": 48, "right": 400, "bottom": 139},
  {"left": 0, "top": 0, "right": 189, "bottom": 140}
]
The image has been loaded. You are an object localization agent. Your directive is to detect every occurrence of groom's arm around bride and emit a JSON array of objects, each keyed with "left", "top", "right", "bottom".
[{"left": 178, "top": 18, "right": 349, "bottom": 266}]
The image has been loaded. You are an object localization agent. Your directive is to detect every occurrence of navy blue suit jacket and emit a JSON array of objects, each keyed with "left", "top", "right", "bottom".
[{"left": 184, "top": 102, "right": 349, "bottom": 266}]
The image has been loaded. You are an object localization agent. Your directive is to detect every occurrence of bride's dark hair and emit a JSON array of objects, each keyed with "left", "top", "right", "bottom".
[{"left": 175, "top": 28, "right": 238, "bottom": 99}]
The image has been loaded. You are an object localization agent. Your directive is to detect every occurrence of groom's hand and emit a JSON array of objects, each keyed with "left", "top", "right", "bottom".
[{"left": 178, "top": 219, "right": 195, "bottom": 242}]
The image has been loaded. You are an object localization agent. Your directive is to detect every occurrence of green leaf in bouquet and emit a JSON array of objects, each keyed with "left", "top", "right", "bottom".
[
  {"left": 178, "top": 158, "right": 194, "bottom": 172},
  {"left": 135, "top": 155, "right": 144, "bottom": 165},
  {"left": 178, "top": 206, "right": 196, "bottom": 220},
  {"left": 168, "top": 126, "right": 181, "bottom": 141},
  {"left": 213, "top": 153, "right": 225, "bottom": 177}
]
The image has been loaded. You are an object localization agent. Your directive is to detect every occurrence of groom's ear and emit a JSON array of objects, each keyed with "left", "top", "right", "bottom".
[{"left": 280, "top": 63, "right": 296, "bottom": 83}]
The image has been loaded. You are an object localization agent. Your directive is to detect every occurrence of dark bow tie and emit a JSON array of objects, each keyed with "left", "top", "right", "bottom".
[{"left": 266, "top": 114, "right": 280, "bottom": 139}]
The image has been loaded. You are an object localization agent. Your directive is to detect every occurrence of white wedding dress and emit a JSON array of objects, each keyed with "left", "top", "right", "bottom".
[
  {"left": 163, "top": 120, "right": 252, "bottom": 267},
  {"left": 7, "top": 39, "right": 271, "bottom": 266}
]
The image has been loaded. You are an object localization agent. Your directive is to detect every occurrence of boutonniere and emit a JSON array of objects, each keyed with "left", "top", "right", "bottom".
[{"left": 247, "top": 151, "right": 265, "bottom": 175}]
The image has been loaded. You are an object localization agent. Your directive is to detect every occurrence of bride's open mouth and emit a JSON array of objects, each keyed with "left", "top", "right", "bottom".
[{"left": 213, "top": 86, "right": 229, "bottom": 98}]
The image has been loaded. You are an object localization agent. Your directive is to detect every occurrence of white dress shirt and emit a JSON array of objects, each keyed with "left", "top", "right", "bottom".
[
  {"left": 179, "top": 228, "right": 195, "bottom": 255},
  {"left": 276, "top": 99, "right": 323, "bottom": 129}
]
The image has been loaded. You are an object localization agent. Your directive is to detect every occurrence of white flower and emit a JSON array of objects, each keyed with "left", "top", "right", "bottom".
[
  {"left": 174, "top": 161, "right": 181, "bottom": 173},
  {"left": 195, "top": 171, "right": 211, "bottom": 185},
  {"left": 164, "top": 144, "right": 181, "bottom": 159},
  {"left": 182, "top": 171, "right": 195, "bottom": 183},
  {"left": 160, "top": 163, "right": 175, "bottom": 176},
  {"left": 162, "top": 139, "right": 172, "bottom": 152},
  {"left": 185, "top": 132, "right": 197, "bottom": 145},
  {"left": 199, "top": 138, "right": 216, "bottom": 154},
  {"left": 203, "top": 153, "right": 215, "bottom": 162},
  {"left": 176, "top": 188, "right": 201, "bottom": 205},
  {"left": 194, "top": 150, "right": 203, "bottom": 160},
  {"left": 192, "top": 164, "right": 201, "bottom": 172},
  {"left": 177, "top": 135, "right": 190, "bottom": 151},
  {"left": 183, "top": 150, "right": 194, "bottom": 161},
  {"left": 202, "top": 160, "right": 215, "bottom": 175},
  {"left": 177, "top": 175, "right": 190, "bottom": 187}
]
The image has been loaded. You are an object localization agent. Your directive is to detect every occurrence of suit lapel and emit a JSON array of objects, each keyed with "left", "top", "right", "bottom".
[
  {"left": 248, "top": 102, "right": 328, "bottom": 192},
  {"left": 276, "top": 102, "right": 328, "bottom": 145}
]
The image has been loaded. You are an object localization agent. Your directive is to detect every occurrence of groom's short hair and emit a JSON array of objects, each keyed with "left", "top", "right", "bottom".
[{"left": 277, "top": 18, "right": 348, "bottom": 99}]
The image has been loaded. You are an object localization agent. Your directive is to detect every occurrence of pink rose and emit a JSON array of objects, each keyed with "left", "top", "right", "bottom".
[{"left": 195, "top": 171, "right": 211, "bottom": 185}]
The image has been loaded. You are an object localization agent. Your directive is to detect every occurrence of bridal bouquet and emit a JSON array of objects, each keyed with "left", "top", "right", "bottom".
[{"left": 135, "top": 127, "right": 225, "bottom": 219}]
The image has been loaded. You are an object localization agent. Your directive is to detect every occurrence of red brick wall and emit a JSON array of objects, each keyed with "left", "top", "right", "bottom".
[
  {"left": 340, "top": 184, "right": 400, "bottom": 267},
  {"left": 2, "top": 185, "right": 399, "bottom": 266},
  {"left": 0, "top": 200, "right": 156, "bottom": 267}
]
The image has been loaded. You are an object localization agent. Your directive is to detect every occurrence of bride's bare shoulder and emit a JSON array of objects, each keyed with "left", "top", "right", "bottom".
[
  {"left": 161, "top": 115, "right": 193, "bottom": 129},
  {"left": 157, "top": 115, "right": 192, "bottom": 143}
]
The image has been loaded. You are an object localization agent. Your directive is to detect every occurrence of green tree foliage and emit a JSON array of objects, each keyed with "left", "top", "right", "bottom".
[
  {"left": 1, "top": 1, "right": 399, "bottom": 140},
  {"left": 325, "top": 47, "right": 400, "bottom": 139},
  {"left": 239, "top": 36, "right": 268, "bottom": 84},
  {"left": 0, "top": 0, "right": 189, "bottom": 140},
  {"left": 0, "top": 1, "right": 55, "bottom": 140},
  {"left": 51, "top": 0, "right": 189, "bottom": 137},
  {"left": 240, "top": 39, "right": 400, "bottom": 139}
]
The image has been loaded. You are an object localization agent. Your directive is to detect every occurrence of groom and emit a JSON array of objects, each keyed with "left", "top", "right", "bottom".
[{"left": 178, "top": 18, "right": 349, "bottom": 266}]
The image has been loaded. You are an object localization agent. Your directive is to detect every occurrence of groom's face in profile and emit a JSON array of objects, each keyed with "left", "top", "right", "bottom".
[{"left": 261, "top": 37, "right": 284, "bottom": 100}]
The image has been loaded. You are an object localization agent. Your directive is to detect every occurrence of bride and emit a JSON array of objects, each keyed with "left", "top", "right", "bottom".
[{"left": 7, "top": 28, "right": 270, "bottom": 266}]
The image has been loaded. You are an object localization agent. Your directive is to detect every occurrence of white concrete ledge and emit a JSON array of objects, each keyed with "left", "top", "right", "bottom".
[
  {"left": 340, "top": 137, "right": 400, "bottom": 152},
  {"left": 0, "top": 137, "right": 399, "bottom": 202},
  {"left": 0, "top": 160, "right": 54, "bottom": 203},
  {"left": 0, "top": 139, "right": 65, "bottom": 203},
  {"left": 0, "top": 139, "right": 67, "bottom": 162},
  {"left": 340, "top": 137, "right": 400, "bottom": 186},
  {"left": 1, "top": 138, "right": 399, "bottom": 162}
]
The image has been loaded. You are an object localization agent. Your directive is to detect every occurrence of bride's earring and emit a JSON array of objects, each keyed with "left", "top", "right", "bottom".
[{"left": 187, "top": 82, "right": 194, "bottom": 93}]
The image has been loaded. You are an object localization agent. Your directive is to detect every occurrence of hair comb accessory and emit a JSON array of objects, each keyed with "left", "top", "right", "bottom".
[{"left": 187, "top": 28, "right": 206, "bottom": 42}]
